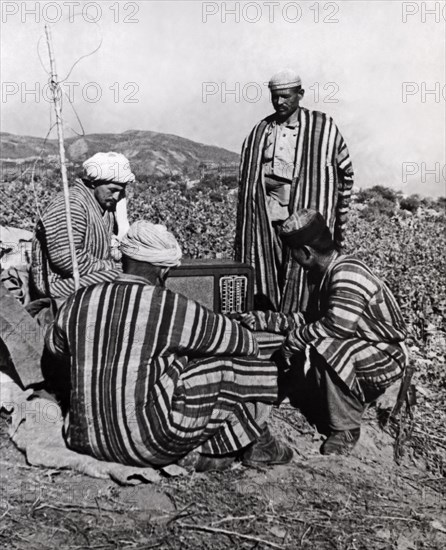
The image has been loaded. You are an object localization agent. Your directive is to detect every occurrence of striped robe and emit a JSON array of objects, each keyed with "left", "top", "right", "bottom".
[
  {"left": 45, "top": 274, "right": 278, "bottom": 466},
  {"left": 31, "top": 180, "right": 121, "bottom": 300},
  {"left": 235, "top": 108, "right": 354, "bottom": 313},
  {"left": 258, "top": 255, "right": 407, "bottom": 396}
]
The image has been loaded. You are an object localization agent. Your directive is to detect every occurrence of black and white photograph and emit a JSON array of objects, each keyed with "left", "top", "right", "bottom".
[{"left": 1, "top": 1, "right": 445, "bottom": 548}]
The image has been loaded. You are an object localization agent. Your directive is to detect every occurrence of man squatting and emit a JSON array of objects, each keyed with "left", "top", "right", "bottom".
[{"left": 241, "top": 209, "right": 407, "bottom": 454}]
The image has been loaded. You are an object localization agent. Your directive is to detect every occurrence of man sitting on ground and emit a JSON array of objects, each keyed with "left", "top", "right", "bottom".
[
  {"left": 45, "top": 221, "right": 292, "bottom": 471},
  {"left": 241, "top": 209, "right": 408, "bottom": 455},
  {"left": 31, "top": 152, "right": 134, "bottom": 302}
]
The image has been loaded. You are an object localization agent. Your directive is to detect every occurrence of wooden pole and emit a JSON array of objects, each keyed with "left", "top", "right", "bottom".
[{"left": 44, "top": 24, "right": 80, "bottom": 291}]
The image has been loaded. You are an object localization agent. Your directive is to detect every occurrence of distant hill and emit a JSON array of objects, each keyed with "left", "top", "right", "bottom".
[{"left": 0, "top": 130, "right": 240, "bottom": 178}]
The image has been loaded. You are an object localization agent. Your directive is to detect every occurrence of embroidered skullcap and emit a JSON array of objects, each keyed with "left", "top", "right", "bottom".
[
  {"left": 268, "top": 69, "right": 302, "bottom": 91},
  {"left": 121, "top": 221, "right": 182, "bottom": 267},
  {"left": 280, "top": 209, "right": 333, "bottom": 251},
  {"left": 83, "top": 152, "right": 135, "bottom": 184}
]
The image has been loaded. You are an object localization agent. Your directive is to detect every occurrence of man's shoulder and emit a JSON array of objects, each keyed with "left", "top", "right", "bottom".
[
  {"left": 247, "top": 115, "right": 275, "bottom": 133},
  {"left": 111, "top": 281, "right": 192, "bottom": 312},
  {"left": 63, "top": 277, "right": 149, "bottom": 304},
  {"left": 242, "top": 116, "right": 274, "bottom": 150},
  {"left": 333, "top": 255, "right": 372, "bottom": 274},
  {"left": 300, "top": 107, "right": 336, "bottom": 125},
  {"left": 68, "top": 180, "right": 91, "bottom": 202},
  {"left": 42, "top": 181, "right": 90, "bottom": 216},
  {"left": 252, "top": 108, "right": 336, "bottom": 127},
  {"left": 331, "top": 255, "right": 381, "bottom": 289}
]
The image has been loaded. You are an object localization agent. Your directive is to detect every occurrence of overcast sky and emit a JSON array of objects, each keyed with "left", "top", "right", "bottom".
[{"left": 1, "top": 0, "right": 445, "bottom": 196}]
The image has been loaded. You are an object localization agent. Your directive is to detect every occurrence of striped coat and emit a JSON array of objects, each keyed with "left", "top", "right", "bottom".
[
  {"left": 235, "top": 108, "right": 354, "bottom": 313},
  {"left": 45, "top": 274, "right": 278, "bottom": 466},
  {"left": 31, "top": 180, "right": 121, "bottom": 300},
  {"left": 281, "top": 255, "right": 408, "bottom": 394}
]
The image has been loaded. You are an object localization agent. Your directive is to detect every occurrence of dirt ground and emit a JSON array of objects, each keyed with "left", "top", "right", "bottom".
[{"left": 1, "top": 400, "right": 445, "bottom": 550}]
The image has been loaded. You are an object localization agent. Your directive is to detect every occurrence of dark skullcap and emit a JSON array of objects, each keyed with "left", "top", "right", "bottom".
[{"left": 279, "top": 209, "right": 333, "bottom": 251}]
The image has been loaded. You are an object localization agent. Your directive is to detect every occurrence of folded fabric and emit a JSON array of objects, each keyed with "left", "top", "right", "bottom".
[
  {"left": 1, "top": 374, "right": 185, "bottom": 485},
  {"left": 0, "top": 282, "right": 45, "bottom": 388}
]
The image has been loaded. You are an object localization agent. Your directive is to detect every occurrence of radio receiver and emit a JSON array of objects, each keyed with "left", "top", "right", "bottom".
[{"left": 166, "top": 259, "right": 254, "bottom": 314}]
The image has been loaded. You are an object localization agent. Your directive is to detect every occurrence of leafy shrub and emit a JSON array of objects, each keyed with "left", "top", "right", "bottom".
[
  {"left": 356, "top": 185, "right": 398, "bottom": 204},
  {"left": 344, "top": 210, "right": 446, "bottom": 345},
  {"left": 400, "top": 194, "right": 421, "bottom": 213},
  {"left": 355, "top": 186, "right": 399, "bottom": 221},
  {"left": 436, "top": 197, "right": 446, "bottom": 210},
  {"left": 221, "top": 175, "right": 238, "bottom": 189},
  {"left": 420, "top": 196, "right": 437, "bottom": 209},
  {"left": 434, "top": 197, "right": 446, "bottom": 214},
  {"left": 197, "top": 172, "right": 221, "bottom": 192},
  {"left": 209, "top": 190, "right": 224, "bottom": 202},
  {"left": 358, "top": 197, "right": 397, "bottom": 221}
]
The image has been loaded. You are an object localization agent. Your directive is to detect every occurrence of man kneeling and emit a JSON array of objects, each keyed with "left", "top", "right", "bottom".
[
  {"left": 241, "top": 209, "right": 408, "bottom": 456},
  {"left": 45, "top": 221, "right": 292, "bottom": 470}
]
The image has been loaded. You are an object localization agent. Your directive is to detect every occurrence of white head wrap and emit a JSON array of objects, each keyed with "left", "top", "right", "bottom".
[
  {"left": 83, "top": 152, "right": 135, "bottom": 184},
  {"left": 121, "top": 221, "right": 182, "bottom": 267}
]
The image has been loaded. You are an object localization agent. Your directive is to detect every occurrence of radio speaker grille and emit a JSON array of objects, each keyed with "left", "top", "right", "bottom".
[{"left": 219, "top": 275, "right": 248, "bottom": 314}]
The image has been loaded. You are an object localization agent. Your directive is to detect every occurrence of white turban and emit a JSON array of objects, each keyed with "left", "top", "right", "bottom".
[
  {"left": 121, "top": 221, "right": 182, "bottom": 267},
  {"left": 83, "top": 152, "right": 135, "bottom": 184}
]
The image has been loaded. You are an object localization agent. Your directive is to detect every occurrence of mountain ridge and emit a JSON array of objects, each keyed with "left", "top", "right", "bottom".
[{"left": 0, "top": 130, "right": 240, "bottom": 177}]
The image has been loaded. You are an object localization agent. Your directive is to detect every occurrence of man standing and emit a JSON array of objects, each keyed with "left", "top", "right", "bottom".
[
  {"left": 241, "top": 210, "right": 407, "bottom": 455},
  {"left": 235, "top": 69, "right": 354, "bottom": 313},
  {"left": 45, "top": 221, "right": 292, "bottom": 470},
  {"left": 31, "top": 152, "right": 134, "bottom": 302}
]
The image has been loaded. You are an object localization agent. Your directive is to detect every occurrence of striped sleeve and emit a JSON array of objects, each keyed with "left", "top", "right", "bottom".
[
  {"left": 284, "top": 261, "right": 378, "bottom": 352},
  {"left": 47, "top": 268, "right": 121, "bottom": 299},
  {"left": 173, "top": 291, "right": 260, "bottom": 358},
  {"left": 245, "top": 310, "right": 305, "bottom": 333},
  {"left": 42, "top": 195, "right": 117, "bottom": 278},
  {"left": 333, "top": 130, "right": 354, "bottom": 250}
]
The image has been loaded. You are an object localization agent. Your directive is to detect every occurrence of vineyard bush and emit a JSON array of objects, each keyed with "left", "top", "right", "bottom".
[
  {"left": 356, "top": 185, "right": 399, "bottom": 204},
  {"left": 400, "top": 194, "right": 421, "bottom": 213}
]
